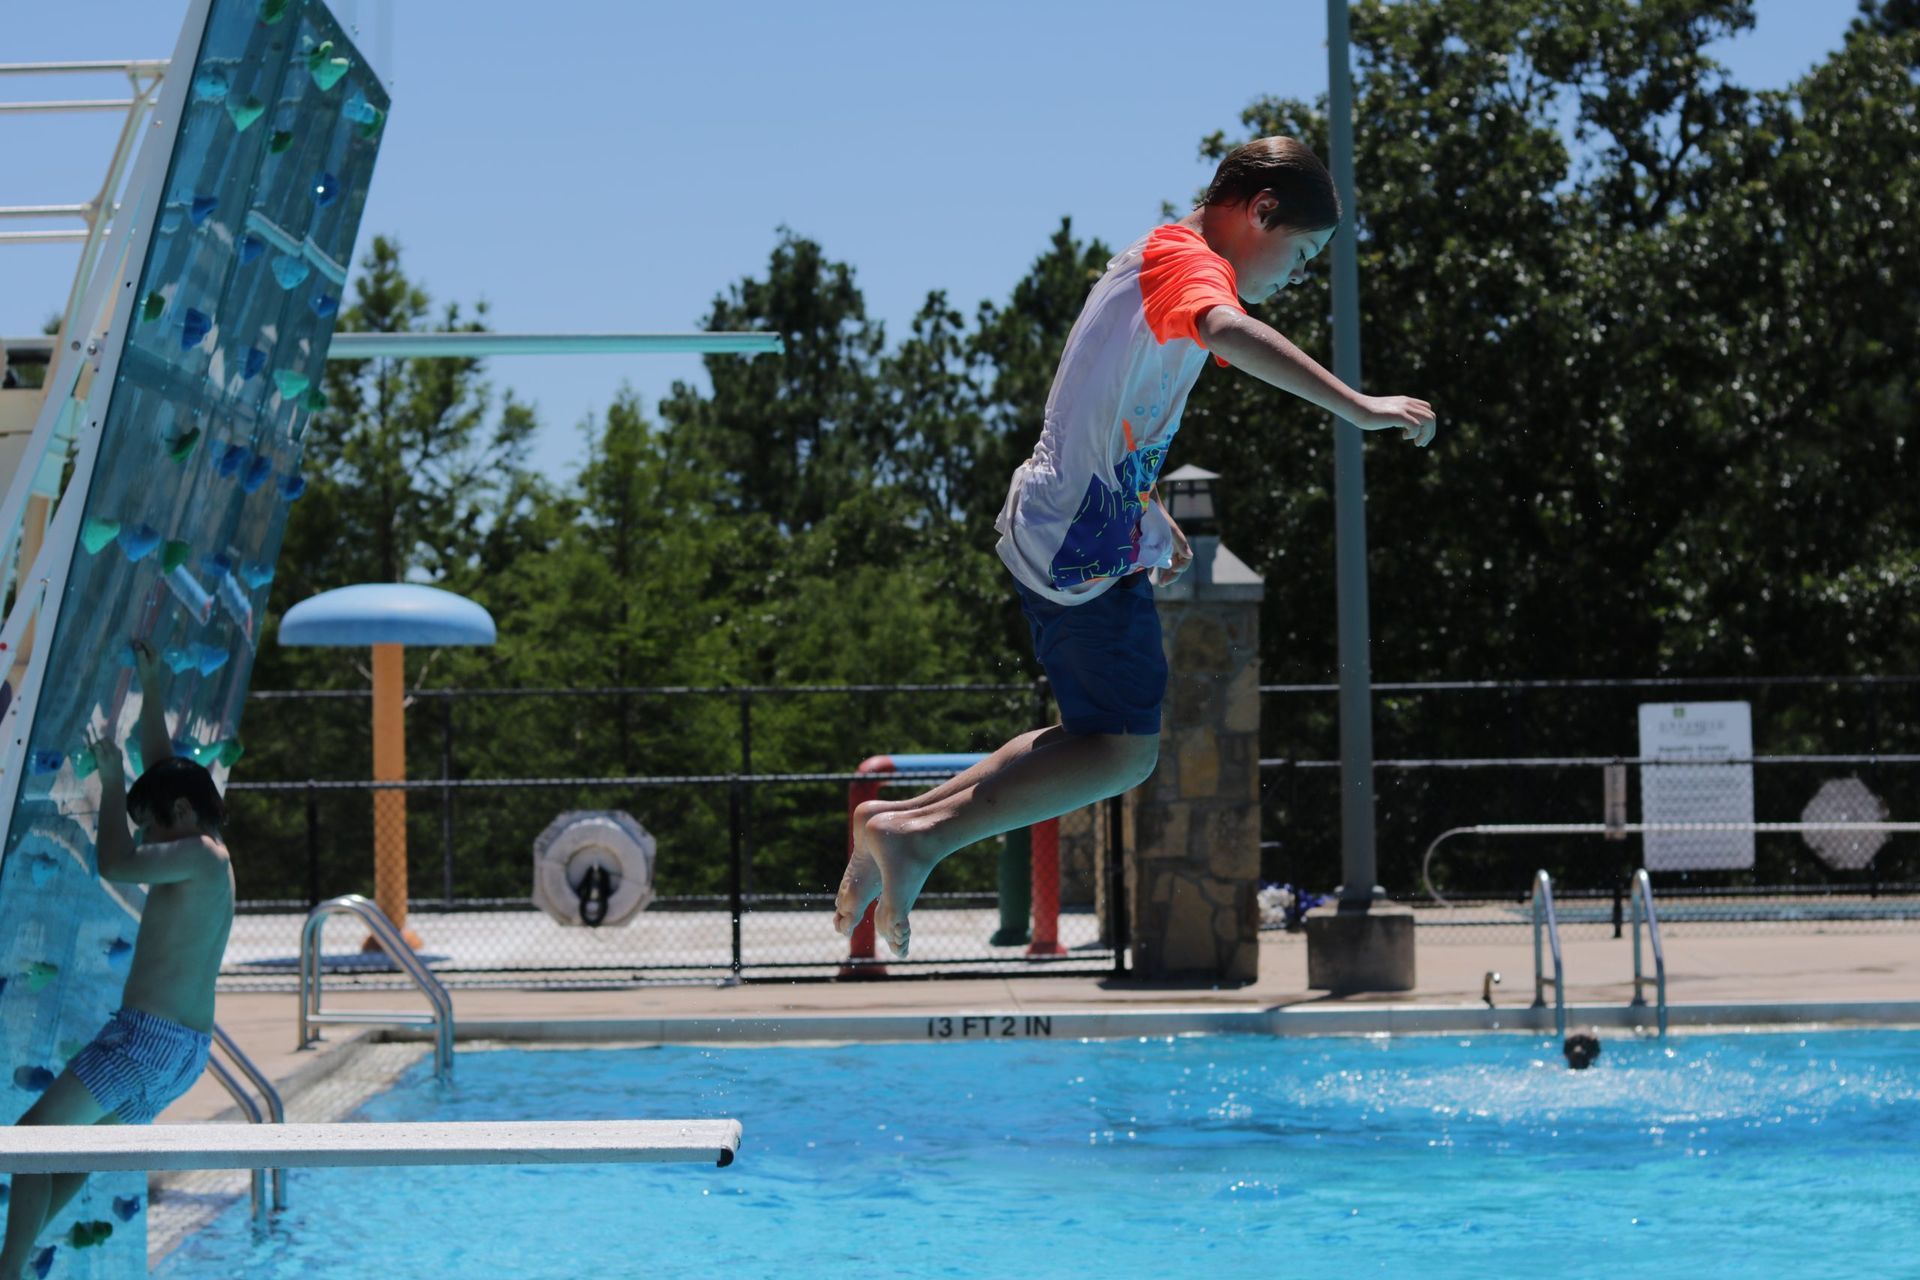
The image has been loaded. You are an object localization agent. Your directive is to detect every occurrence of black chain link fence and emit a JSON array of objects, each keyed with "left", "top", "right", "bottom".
[
  {"left": 1258, "top": 675, "right": 1920, "bottom": 940},
  {"left": 219, "top": 682, "right": 1122, "bottom": 988}
]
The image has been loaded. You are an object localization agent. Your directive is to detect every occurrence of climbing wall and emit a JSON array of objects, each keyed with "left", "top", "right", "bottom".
[{"left": 0, "top": 1, "right": 385, "bottom": 1273}]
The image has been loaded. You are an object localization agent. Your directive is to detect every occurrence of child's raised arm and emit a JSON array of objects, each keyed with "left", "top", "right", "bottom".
[
  {"left": 131, "top": 640, "right": 174, "bottom": 768},
  {"left": 1197, "top": 308, "right": 1438, "bottom": 447},
  {"left": 87, "top": 729, "right": 136, "bottom": 879}
]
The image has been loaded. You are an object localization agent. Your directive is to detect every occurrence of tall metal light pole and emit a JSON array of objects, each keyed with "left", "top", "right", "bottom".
[{"left": 1326, "top": 0, "right": 1379, "bottom": 903}]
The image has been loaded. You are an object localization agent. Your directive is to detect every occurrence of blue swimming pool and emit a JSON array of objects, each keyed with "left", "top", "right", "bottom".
[{"left": 156, "top": 1029, "right": 1920, "bottom": 1278}]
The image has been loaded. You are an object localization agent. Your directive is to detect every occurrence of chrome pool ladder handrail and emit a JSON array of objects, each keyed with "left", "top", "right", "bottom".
[
  {"left": 298, "top": 894, "right": 454, "bottom": 1082},
  {"left": 1629, "top": 868, "right": 1669, "bottom": 1038},
  {"left": 205, "top": 1022, "right": 285, "bottom": 1228},
  {"left": 1530, "top": 870, "right": 1566, "bottom": 1040}
]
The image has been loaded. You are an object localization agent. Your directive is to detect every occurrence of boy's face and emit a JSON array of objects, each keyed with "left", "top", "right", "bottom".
[{"left": 1236, "top": 204, "right": 1335, "bottom": 304}]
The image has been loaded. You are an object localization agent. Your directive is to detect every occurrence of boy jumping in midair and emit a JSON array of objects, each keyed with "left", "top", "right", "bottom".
[
  {"left": 835, "top": 137, "right": 1436, "bottom": 956},
  {"left": 0, "top": 641, "right": 234, "bottom": 1279}
]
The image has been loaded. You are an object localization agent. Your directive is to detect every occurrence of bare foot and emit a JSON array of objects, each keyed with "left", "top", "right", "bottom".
[
  {"left": 866, "top": 810, "right": 945, "bottom": 958},
  {"left": 832, "top": 802, "right": 887, "bottom": 936}
]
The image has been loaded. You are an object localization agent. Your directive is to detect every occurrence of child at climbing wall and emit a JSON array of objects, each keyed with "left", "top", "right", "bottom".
[
  {"left": 836, "top": 136, "right": 1437, "bottom": 956},
  {"left": 0, "top": 641, "right": 234, "bottom": 1280}
]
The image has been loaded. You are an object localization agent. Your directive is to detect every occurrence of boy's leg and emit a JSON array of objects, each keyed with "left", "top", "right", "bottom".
[
  {"left": 863, "top": 729, "right": 1158, "bottom": 955},
  {"left": 0, "top": 1071, "right": 108, "bottom": 1280},
  {"left": 835, "top": 725, "right": 1066, "bottom": 936}
]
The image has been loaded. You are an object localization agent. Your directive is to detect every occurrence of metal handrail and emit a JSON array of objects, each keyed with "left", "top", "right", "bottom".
[
  {"left": 205, "top": 1023, "right": 285, "bottom": 1228},
  {"left": 1530, "top": 870, "right": 1566, "bottom": 1040},
  {"left": 1629, "top": 869, "right": 1669, "bottom": 1038},
  {"left": 299, "top": 894, "right": 454, "bottom": 1081}
]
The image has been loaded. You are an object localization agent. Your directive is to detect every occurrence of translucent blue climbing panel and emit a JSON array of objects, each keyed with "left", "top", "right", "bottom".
[{"left": 0, "top": 1, "right": 385, "bottom": 1272}]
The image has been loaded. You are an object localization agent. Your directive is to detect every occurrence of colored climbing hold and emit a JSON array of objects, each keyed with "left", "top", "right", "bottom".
[
  {"left": 24, "top": 853, "right": 55, "bottom": 887},
  {"left": 258, "top": 0, "right": 287, "bottom": 23},
  {"left": 165, "top": 567, "right": 214, "bottom": 625},
  {"left": 104, "top": 938, "right": 133, "bottom": 972},
  {"left": 308, "top": 42, "right": 351, "bottom": 92},
  {"left": 13, "top": 1065, "right": 54, "bottom": 1092},
  {"left": 23, "top": 961, "right": 58, "bottom": 992},
  {"left": 26, "top": 750, "right": 63, "bottom": 776},
  {"left": 208, "top": 552, "right": 235, "bottom": 577},
  {"left": 357, "top": 108, "right": 386, "bottom": 141},
  {"left": 73, "top": 745, "right": 98, "bottom": 779},
  {"left": 241, "top": 454, "right": 273, "bottom": 493},
  {"left": 216, "top": 443, "right": 249, "bottom": 478},
  {"left": 160, "top": 539, "right": 192, "bottom": 573},
  {"left": 216, "top": 738, "right": 246, "bottom": 767},
  {"left": 29, "top": 1245, "right": 53, "bottom": 1280},
  {"left": 117, "top": 523, "right": 161, "bottom": 561},
  {"left": 238, "top": 233, "right": 265, "bottom": 265},
  {"left": 180, "top": 308, "right": 212, "bottom": 350},
  {"left": 166, "top": 426, "right": 201, "bottom": 462},
  {"left": 273, "top": 368, "right": 310, "bottom": 399},
  {"left": 226, "top": 95, "right": 265, "bottom": 132},
  {"left": 344, "top": 87, "right": 376, "bottom": 124},
  {"left": 239, "top": 561, "right": 275, "bottom": 589},
  {"left": 189, "top": 194, "right": 218, "bottom": 226},
  {"left": 279, "top": 471, "right": 307, "bottom": 501},
  {"left": 311, "top": 292, "right": 337, "bottom": 318},
  {"left": 306, "top": 387, "right": 327, "bottom": 412},
  {"left": 112, "top": 1196, "right": 142, "bottom": 1223},
  {"left": 163, "top": 647, "right": 196, "bottom": 675},
  {"left": 217, "top": 570, "right": 255, "bottom": 637},
  {"left": 190, "top": 69, "right": 229, "bottom": 102},
  {"left": 67, "top": 1221, "right": 112, "bottom": 1249},
  {"left": 311, "top": 171, "right": 339, "bottom": 208},
  {"left": 268, "top": 127, "right": 293, "bottom": 154},
  {"left": 80, "top": 517, "right": 120, "bottom": 554},
  {"left": 243, "top": 346, "right": 267, "bottom": 379},
  {"left": 195, "top": 643, "right": 229, "bottom": 676},
  {"left": 141, "top": 290, "right": 166, "bottom": 322},
  {"left": 270, "top": 253, "right": 310, "bottom": 289}
]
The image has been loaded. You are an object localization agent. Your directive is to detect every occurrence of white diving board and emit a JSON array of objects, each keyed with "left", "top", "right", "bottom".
[
  {"left": 0, "top": 1119, "right": 741, "bottom": 1172},
  {"left": 325, "top": 332, "right": 782, "bottom": 359}
]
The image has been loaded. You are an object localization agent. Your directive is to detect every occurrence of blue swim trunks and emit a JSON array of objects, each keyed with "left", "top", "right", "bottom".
[
  {"left": 69, "top": 1007, "right": 211, "bottom": 1124},
  {"left": 1014, "top": 571, "right": 1167, "bottom": 736}
]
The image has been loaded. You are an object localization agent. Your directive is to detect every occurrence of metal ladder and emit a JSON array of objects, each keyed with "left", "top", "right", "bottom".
[
  {"left": 1629, "top": 868, "right": 1669, "bottom": 1038},
  {"left": 298, "top": 894, "right": 454, "bottom": 1082},
  {"left": 1530, "top": 870, "right": 1566, "bottom": 1040},
  {"left": 204, "top": 1023, "right": 284, "bottom": 1229}
]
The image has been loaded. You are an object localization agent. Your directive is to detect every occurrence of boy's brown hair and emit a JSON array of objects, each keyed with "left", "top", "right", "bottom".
[{"left": 1203, "top": 136, "right": 1341, "bottom": 232}]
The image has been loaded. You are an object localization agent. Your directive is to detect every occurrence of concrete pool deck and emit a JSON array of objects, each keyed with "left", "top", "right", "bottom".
[{"left": 163, "top": 926, "right": 1920, "bottom": 1128}]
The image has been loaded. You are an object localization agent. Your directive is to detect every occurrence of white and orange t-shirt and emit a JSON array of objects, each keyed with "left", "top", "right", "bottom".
[{"left": 995, "top": 223, "right": 1244, "bottom": 605}]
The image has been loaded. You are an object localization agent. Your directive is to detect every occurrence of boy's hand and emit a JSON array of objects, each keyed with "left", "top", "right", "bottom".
[
  {"left": 1151, "top": 512, "right": 1194, "bottom": 587},
  {"left": 1352, "top": 395, "right": 1438, "bottom": 447},
  {"left": 131, "top": 639, "right": 164, "bottom": 687},
  {"left": 86, "top": 730, "right": 123, "bottom": 789}
]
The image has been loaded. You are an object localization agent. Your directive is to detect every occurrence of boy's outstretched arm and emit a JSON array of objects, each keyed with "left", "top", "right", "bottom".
[
  {"left": 1198, "top": 308, "right": 1438, "bottom": 447},
  {"left": 131, "top": 640, "right": 173, "bottom": 768}
]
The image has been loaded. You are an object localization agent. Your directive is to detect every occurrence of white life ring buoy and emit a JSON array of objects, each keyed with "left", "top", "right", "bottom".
[{"left": 532, "top": 811, "right": 655, "bottom": 928}]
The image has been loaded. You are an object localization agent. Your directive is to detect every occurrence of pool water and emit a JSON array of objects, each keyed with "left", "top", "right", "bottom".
[{"left": 156, "top": 1030, "right": 1920, "bottom": 1279}]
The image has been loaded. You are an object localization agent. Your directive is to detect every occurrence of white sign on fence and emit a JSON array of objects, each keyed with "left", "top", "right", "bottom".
[{"left": 1637, "top": 701, "right": 1754, "bottom": 871}]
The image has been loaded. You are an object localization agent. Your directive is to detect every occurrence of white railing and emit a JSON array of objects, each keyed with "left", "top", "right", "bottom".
[
  {"left": 1530, "top": 870, "right": 1566, "bottom": 1040},
  {"left": 204, "top": 1024, "right": 285, "bottom": 1228},
  {"left": 299, "top": 895, "right": 454, "bottom": 1082},
  {"left": 1630, "top": 869, "right": 1669, "bottom": 1038}
]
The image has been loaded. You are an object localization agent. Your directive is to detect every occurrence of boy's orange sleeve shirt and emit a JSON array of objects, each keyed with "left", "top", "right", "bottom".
[{"left": 1139, "top": 224, "right": 1245, "bottom": 363}]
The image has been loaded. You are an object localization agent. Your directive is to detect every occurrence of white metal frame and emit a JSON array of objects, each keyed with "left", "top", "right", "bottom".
[
  {"left": 1530, "top": 869, "right": 1566, "bottom": 1040},
  {"left": 1629, "top": 868, "right": 1669, "bottom": 1038},
  {"left": 0, "top": 0, "right": 214, "bottom": 862}
]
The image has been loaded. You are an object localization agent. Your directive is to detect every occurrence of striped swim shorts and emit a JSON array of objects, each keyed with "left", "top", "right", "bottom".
[{"left": 69, "top": 1007, "right": 211, "bottom": 1124}]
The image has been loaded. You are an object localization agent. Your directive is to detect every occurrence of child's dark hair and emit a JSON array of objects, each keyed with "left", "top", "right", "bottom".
[
  {"left": 126, "top": 757, "right": 225, "bottom": 830},
  {"left": 1203, "top": 136, "right": 1342, "bottom": 232}
]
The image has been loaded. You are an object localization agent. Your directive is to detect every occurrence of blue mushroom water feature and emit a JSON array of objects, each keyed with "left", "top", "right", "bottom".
[{"left": 279, "top": 585, "right": 494, "bottom": 946}]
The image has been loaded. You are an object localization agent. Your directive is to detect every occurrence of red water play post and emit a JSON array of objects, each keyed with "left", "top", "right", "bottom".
[{"left": 1026, "top": 817, "right": 1067, "bottom": 957}]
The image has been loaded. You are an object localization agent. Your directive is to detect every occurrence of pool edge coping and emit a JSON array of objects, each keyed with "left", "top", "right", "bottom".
[{"left": 372, "top": 999, "right": 1920, "bottom": 1045}]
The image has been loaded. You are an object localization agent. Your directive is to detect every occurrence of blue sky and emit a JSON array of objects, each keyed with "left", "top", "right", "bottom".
[{"left": 4, "top": 0, "right": 1860, "bottom": 483}]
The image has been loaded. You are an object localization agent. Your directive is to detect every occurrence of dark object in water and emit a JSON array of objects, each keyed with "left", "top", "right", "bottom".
[{"left": 1563, "top": 1032, "right": 1602, "bottom": 1070}]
